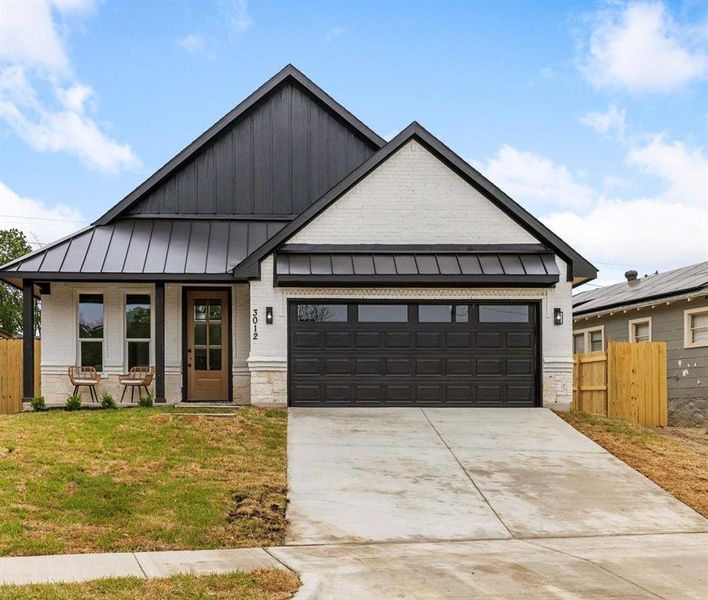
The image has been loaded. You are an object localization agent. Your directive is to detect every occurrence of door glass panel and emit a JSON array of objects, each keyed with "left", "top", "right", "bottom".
[
  {"left": 194, "top": 302, "right": 208, "bottom": 321},
  {"left": 419, "top": 305, "right": 452, "bottom": 322},
  {"left": 297, "top": 304, "right": 348, "bottom": 322},
  {"left": 209, "top": 348, "right": 222, "bottom": 371},
  {"left": 455, "top": 306, "right": 469, "bottom": 322},
  {"left": 194, "top": 322, "right": 207, "bottom": 345},
  {"left": 208, "top": 300, "right": 222, "bottom": 321},
  {"left": 479, "top": 305, "right": 529, "bottom": 323},
  {"left": 194, "top": 348, "right": 207, "bottom": 370},
  {"left": 357, "top": 304, "right": 408, "bottom": 322},
  {"left": 209, "top": 323, "right": 221, "bottom": 345}
]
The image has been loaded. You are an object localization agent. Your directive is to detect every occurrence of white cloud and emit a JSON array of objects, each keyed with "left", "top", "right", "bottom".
[
  {"left": 0, "top": 1, "right": 139, "bottom": 173},
  {"left": 580, "top": 105, "right": 626, "bottom": 136},
  {"left": 479, "top": 134, "right": 708, "bottom": 285},
  {"left": 0, "top": 67, "right": 140, "bottom": 173},
  {"left": 0, "top": 180, "right": 87, "bottom": 248},
  {"left": 478, "top": 145, "right": 596, "bottom": 210},
  {"left": 325, "top": 27, "right": 346, "bottom": 42},
  {"left": 582, "top": 1, "right": 708, "bottom": 92},
  {"left": 220, "top": 0, "right": 253, "bottom": 35},
  {"left": 178, "top": 34, "right": 205, "bottom": 54}
]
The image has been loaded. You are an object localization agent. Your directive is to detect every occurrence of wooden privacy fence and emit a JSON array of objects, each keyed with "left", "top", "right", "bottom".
[
  {"left": 573, "top": 341, "right": 667, "bottom": 426},
  {"left": 0, "top": 339, "right": 40, "bottom": 415}
]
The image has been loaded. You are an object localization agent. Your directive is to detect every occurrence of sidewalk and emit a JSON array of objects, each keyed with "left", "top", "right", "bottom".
[{"left": 0, "top": 533, "right": 707, "bottom": 599}]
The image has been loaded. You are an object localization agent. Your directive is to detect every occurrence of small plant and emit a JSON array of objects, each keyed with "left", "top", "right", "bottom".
[
  {"left": 138, "top": 392, "right": 154, "bottom": 408},
  {"left": 100, "top": 393, "right": 117, "bottom": 409},
  {"left": 65, "top": 394, "right": 82, "bottom": 411},
  {"left": 30, "top": 396, "right": 46, "bottom": 411}
]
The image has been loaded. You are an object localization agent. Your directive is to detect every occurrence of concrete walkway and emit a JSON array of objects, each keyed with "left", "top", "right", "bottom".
[{"left": 287, "top": 407, "right": 707, "bottom": 544}]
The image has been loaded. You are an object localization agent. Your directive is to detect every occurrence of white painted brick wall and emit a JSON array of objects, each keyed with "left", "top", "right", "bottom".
[{"left": 249, "top": 139, "right": 575, "bottom": 407}]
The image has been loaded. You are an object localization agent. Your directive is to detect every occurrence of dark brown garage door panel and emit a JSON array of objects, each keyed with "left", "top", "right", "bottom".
[{"left": 288, "top": 301, "right": 539, "bottom": 407}]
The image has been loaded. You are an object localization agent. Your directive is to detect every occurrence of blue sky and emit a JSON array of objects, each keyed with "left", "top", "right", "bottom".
[{"left": 0, "top": 0, "right": 706, "bottom": 286}]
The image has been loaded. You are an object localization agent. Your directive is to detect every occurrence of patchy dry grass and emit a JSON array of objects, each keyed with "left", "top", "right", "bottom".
[
  {"left": 0, "top": 570, "right": 300, "bottom": 600},
  {"left": 0, "top": 408, "right": 287, "bottom": 556},
  {"left": 559, "top": 411, "right": 708, "bottom": 517}
]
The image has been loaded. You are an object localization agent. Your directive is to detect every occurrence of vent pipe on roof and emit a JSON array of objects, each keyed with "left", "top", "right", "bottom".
[{"left": 625, "top": 269, "right": 638, "bottom": 282}]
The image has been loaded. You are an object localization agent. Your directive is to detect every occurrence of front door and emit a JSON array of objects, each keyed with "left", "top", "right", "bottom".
[{"left": 186, "top": 290, "right": 229, "bottom": 401}]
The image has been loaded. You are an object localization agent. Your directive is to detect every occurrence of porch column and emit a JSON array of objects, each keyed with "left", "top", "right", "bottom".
[
  {"left": 155, "top": 281, "right": 166, "bottom": 402},
  {"left": 22, "top": 280, "right": 35, "bottom": 402}
]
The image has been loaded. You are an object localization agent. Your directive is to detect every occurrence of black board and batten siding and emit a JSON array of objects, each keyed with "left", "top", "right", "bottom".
[{"left": 126, "top": 82, "right": 377, "bottom": 218}]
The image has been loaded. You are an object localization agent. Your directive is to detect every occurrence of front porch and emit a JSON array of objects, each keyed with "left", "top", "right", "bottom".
[{"left": 19, "top": 280, "right": 256, "bottom": 408}]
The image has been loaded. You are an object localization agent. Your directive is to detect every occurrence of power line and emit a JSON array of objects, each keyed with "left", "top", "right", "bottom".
[{"left": 0, "top": 214, "right": 88, "bottom": 224}]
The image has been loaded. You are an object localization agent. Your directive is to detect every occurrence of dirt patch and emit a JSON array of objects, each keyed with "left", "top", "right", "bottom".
[
  {"left": 558, "top": 411, "right": 708, "bottom": 517},
  {"left": 228, "top": 486, "right": 288, "bottom": 542}
]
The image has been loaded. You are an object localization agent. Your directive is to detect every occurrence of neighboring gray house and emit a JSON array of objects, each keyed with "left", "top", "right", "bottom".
[
  {"left": 573, "top": 263, "right": 708, "bottom": 426},
  {"left": 0, "top": 65, "right": 597, "bottom": 410}
]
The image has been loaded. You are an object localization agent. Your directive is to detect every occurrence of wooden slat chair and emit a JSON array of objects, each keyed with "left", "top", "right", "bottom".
[
  {"left": 119, "top": 366, "right": 154, "bottom": 403},
  {"left": 68, "top": 366, "right": 101, "bottom": 403}
]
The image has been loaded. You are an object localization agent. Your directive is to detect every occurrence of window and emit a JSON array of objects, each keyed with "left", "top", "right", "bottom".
[
  {"left": 479, "top": 305, "right": 529, "bottom": 323},
  {"left": 573, "top": 334, "right": 585, "bottom": 354},
  {"left": 297, "top": 304, "right": 347, "bottom": 322},
  {"left": 419, "top": 305, "right": 452, "bottom": 322},
  {"left": 126, "top": 294, "right": 151, "bottom": 369},
  {"left": 357, "top": 304, "right": 408, "bottom": 322},
  {"left": 455, "top": 306, "right": 469, "bottom": 322},
  {"left": 78, "top": 294, "right": 103, "bottom": 371},
  {"left": 684, "top": 307, "right": 708, "bottom": 348},
  {"left": 629, "top": 317, "right": 651, "bottom": 343},
  {"left": 572, "top": 326, "right": 604, "bottom": 353}
]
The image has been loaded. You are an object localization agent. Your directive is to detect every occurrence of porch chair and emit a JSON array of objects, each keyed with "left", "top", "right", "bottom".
[
  {"left": 68, "top": 366, "right": 101, "bottom": 403},
  {"left": 118, "top": 366, "right": 155, "bottom": 403}
]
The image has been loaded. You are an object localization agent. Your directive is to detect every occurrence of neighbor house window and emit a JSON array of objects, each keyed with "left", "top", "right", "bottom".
[
  {"left": 684, "top": 307, "right": 708, "bottom": 349},
  {"left": 572, "top": 326, "right": 604, "bottom": 353},
  {"left": 78, "top": 294, "right": 103, "bottom": 371},
  {"left": 629, "top": 317, "right": 652, "bottom": 343},
  {"left": 126, "top": 294, "right": 151, "bottom": 369}
]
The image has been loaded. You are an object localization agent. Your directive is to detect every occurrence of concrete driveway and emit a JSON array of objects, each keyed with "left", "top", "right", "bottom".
[{"left": 287, "top": 407, "right": 707, "bottom": 544}]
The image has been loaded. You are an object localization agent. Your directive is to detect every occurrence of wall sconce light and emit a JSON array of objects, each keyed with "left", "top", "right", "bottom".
[
  {"left": 553, "top": 308, "right": 563, "bottom": 325},
  {"left": 266, "top": 306, "right": 273, "bottom": 324}
]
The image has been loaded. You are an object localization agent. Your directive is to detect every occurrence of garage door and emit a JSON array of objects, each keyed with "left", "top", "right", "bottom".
[{"left": 288, "top": 301, "right": 539, "bottom": 407}]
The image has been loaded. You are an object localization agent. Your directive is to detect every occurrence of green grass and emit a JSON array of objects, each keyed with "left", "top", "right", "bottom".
[
  {"left": 0, "top": 570, "right": 300, "bottom": 600},
  {"left": 0, "top": 408, "right": 287, "bottom": 556}
]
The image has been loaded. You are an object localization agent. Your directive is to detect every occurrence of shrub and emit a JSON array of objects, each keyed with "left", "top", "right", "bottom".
[
  {"left": 138, "top": 392, "right": 154, "bottom": 408},
  {"left": 65, "top": 394, "right": 82, "bottom": 411},
  {"left": 30, "top": 396, "right": 46, "bottom": 411},
  {"left": 100, "top": 393, "right": 117, "bottom": 409}
]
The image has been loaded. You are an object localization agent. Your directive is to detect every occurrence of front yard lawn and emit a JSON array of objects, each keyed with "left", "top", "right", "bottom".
[
  {"left": 0, "top": 570, "right": 300, "bottom": 600},
  {"left": 559, "top": 411, "right": 707, "bottom": 517},
  {"left": 0, "top": 407, "right": 287, "bottom": 556}
]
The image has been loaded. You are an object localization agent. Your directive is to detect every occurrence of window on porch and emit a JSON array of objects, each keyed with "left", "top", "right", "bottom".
[
  {"left": 78, "top": 294, "right": 104, "bottom": 371},
  {"left": 126, "top": 294, "right": 151, "bottom": 369}
]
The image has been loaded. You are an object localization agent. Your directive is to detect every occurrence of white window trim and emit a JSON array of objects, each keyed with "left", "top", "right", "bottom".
[
  {"left": 684, "top": 307, "right": 708, "bottom": 349},
  {"left": 572, "top": 325, "right": 605, "bottom": 353},
  {"left": 76, "top": 291, "right": 105, "bottom": 374},
  {"left": 123, "top": 292, "right": 155, "bottom": 372},
  {"left": 628, "top": 317, "right": 652, "bottom": 343}
]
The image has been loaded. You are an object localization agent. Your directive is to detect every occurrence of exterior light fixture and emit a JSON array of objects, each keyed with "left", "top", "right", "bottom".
[
  {"left": 266, "top": 306, "right": 274, "bottom": 324},
  {"left": 553, "top": 308, "right": 563, "bottom": 325}
]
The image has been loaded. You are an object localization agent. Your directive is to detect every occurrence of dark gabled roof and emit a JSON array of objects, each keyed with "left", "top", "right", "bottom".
[
  {"left": 233, "top": 122, "right": 598, "bottom": 285},
  {"left": 274, "top": 243, "right": 560, "bottom": 287},
  {"left": 95, "top": 64, "right": 385, "bottom": 225},
  {"left": 573, "top": 261, "right": 708, "bottom": 315},
  {"left": 0, "top": 219, "right": 288, "bottom": 283}
]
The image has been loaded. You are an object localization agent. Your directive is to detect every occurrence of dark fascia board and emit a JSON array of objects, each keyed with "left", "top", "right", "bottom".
[
  {"left": 278, "top": 243, "right": 551, "bottom": 254},
  {"left": 233, "top": 122, "right": 598, "bottom": 284},
  {"left": 275, "top": 274, "right": 560, "bottom": 287},
  {"left": 3, "top": 272, "right": 238, "bottom": 283},
  {"left": 93, "top": 64, "right": 386, "bottom": 226}
]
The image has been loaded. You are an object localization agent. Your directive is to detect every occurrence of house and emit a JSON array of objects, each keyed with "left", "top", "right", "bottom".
[
  {"left": 573, "top": 263, "right": 708, "bottom": 425},
  {"left": 0, "top": 65, "right": 596, "bottom": 409}
]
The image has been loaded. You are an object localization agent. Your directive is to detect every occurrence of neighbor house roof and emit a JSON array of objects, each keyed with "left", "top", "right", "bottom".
[
  {"left": 573, "top": 261, "right": 708, "bottom": 316},
  {"left": 233, "top": 122, "right": 597, "bottom": 285},
  {"left": 274, "top": 243, "right": 560, "bottom": 287}
]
